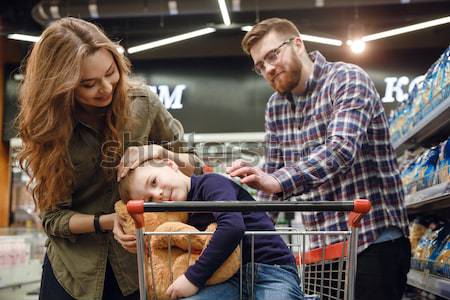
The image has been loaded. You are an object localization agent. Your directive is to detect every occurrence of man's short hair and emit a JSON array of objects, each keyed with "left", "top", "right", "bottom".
[{"left": 241, "top": 18, "right": 300, "bottom": 55}]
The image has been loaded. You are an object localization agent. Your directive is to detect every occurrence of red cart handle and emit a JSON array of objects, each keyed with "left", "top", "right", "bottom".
[
  {"left": 348, "top": 199, "right": 371, "bottom": 228},
  {"left": 127, "top": 200, "right": 145, "bottom": 229}
]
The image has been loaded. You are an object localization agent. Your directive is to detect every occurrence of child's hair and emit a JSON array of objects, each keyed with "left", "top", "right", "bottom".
[
  {"left": 118, "top": 170, "right": 136, "bottom": 203},
  {"left": 118, "top": 159, "right": 169, "bottom": 202}
]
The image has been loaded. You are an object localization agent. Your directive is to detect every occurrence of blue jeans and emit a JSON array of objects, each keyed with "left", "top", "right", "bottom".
[{"left": 182, "top": 263, "right": 304, "bottom": 300}]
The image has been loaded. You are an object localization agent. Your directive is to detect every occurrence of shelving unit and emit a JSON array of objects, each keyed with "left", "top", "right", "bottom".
[
  {"left": 390, "top": 49, "right": 449, "bottom": 299},
  {"left": 394, "top": 87, "right": 450, "bottom": 296},
  {"left": 407, "top": 269, "right": 450, "bottom": 299},
  {"left": 392, "top": 94, "right": 450, "bottom": 154},
  {"left": 405, "top": 182, "right": 450, "bottom": 210}
]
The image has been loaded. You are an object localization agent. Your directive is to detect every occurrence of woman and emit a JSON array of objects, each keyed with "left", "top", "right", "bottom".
[{"left": 17, "top": 17, "right": 200, "bottom": 300}]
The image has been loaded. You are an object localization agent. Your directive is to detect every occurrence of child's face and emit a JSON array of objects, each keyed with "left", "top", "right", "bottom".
[{"left": 127, "top": 161, "right": 190, "bottom": 202}]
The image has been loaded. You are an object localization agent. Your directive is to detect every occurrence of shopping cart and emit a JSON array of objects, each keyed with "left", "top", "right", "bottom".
[{"left": 127, "top": 199, "right": 371, "bottom": 300}]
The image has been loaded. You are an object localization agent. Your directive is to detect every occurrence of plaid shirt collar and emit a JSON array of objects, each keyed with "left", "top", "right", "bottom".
[{"left": 296, "top": 51, "right": 327, "bottom": 97}]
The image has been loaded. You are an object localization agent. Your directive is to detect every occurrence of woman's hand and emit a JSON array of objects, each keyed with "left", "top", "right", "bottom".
[
  {"left": 117, "top": 144, "right": 166, "bottom": 181},
  {"left": 112, "top": 213, "right": 137, "bottom": 253},
  {"left": 166, "top": 274, "right": 199, "bottom": 300}
]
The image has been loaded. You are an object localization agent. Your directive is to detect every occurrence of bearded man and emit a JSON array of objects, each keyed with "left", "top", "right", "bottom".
[{"left": 227, "top": 18, "right": 411, "bottom": 300}]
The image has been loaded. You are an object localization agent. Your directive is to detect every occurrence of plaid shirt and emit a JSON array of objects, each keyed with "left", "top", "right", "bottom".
[{"left": 258, "top": 51, "right": 409, "bottom": 253}]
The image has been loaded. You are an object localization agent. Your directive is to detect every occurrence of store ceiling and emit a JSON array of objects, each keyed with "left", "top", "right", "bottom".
[{"left": 1, "top": 0, "right": 450, "bottom": 61}]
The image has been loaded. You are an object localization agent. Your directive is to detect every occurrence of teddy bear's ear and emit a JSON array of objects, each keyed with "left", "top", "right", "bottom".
[{"left": 114, "top": 201, "right": 136, "bottom": 235}]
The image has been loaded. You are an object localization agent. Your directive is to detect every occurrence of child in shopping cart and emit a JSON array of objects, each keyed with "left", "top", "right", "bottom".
[{"left": 117, "top": 158, "right": 304, "bottom": 300}]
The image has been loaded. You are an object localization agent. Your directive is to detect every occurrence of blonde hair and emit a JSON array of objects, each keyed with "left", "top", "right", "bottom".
[
  {"left": 17, "top": 17, "right": 132, "bottom": 211},
  {"left": 241, "top": 18, "right": 300, "bottom": 55}
]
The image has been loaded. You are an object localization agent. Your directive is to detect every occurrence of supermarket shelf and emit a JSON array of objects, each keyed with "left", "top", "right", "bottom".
[
  {"left": 407, "top": 269, "right": 450, "bottom": 299},
  {"left": 392, "top": 94, "right": 450, "bottom": 154},
  {"left": 405, "top": 182, "right": 450, "bottom": 209}
]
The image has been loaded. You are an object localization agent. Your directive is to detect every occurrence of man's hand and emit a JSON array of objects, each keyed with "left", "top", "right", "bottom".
[
  {"left": 166, "top": 274, "right": 199, "bottom": 300},
  {"left": 117, "top": 144, "right": 166, "bottom": 181},
  {"left": 112, "top": 213, "right": 137, "bottom": 253},
  {"left": 226, "top": 159, "right": 282, "bottom": 194}
]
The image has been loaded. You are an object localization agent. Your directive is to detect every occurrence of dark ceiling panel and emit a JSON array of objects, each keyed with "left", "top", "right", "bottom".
[{"left": 1, "top": 0, "right": 449, "bottom": 60}]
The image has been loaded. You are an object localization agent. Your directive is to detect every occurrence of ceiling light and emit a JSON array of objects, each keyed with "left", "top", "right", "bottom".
[
  {"left": 7, "top": 34, "right": 41, "bottom": 43},
  {"left": 168, "top": 1, "right": 178, "bottom": 15},
  {"left": 8, "top": 34, "right": 126, "bottom": 55},
  {"left": 241, "top": 26, "right": 342, "bottom": 46},
  {"left": 362, "top": 16, "right": 450, "bottom": 42},
  {"left": 232, "top": 0, "right": 241, "bottom": 12},
  {"left": 350, "top": 39, "right": 366, "bottom": 54},
  {"left": 300, "top": 34, "right": 343, "bottom": 46},
  {"left": 49, "top": 5, "right": 60, "bottom": 19},
  {"left": 128, "top": 27, "right": 216, "bottom": 54},
  {"left": 88, "top": 2, "right": 99, "bottom": 18},
  {"left": 218, "top": 0, "right": 231, "bottom": 26}
]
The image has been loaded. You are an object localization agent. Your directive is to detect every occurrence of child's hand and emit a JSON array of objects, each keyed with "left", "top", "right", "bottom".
[
  {"left": 166, "top": 274, "right": 199, "bottom": 300},
  {"left": 112, "top": 213, "right": 136, "bottom": 253}
]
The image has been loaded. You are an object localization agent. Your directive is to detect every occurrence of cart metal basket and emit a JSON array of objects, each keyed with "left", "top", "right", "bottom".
[{"left": 127, "top": 199, "right": 371, "bottom": 300}]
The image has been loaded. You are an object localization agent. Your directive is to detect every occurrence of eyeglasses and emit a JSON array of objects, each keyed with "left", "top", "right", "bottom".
[{"left": 253, "top": 36, "right": 296, "bottom": 76}]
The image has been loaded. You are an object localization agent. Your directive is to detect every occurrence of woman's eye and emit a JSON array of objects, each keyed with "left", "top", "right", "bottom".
[{"left": 82, "top": 83, "right": 95, "bottom": 88}]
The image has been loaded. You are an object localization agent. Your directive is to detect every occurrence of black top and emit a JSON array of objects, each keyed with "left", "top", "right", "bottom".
[{"left": 185, "top": 174, "right": 295, "bottom": 288}]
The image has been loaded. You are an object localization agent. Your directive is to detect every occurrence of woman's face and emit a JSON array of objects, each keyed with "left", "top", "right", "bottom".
[{"left": 75, "top": 48, "right": 120, "bottom": 111}]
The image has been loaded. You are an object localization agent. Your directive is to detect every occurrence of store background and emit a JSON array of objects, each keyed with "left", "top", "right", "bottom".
[{"left": 0, "top": 0, "right": 449, "bottom": 299}]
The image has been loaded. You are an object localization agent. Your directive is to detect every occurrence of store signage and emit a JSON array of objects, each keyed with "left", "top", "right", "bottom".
[
  {"left": 148, "top": 84, "right": 186, "bottom": 110},
  {"left": 382, "top": 75, "right": 424, "bottom": 103}
]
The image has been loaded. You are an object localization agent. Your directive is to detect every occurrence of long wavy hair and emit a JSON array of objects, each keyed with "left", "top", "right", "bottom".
[{"left": 17, "top": 17, "right": 132, "bottom": 211}]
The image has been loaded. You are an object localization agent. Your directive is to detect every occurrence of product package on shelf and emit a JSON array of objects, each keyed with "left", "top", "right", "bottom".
[
  {"left": 417, "top": 146, "right": 440, "bottom": 190},
  {"left": 400, "top": 135, "right": 450, "bottom": 194},
  {"left": 436, "top": 137, "right": 450, "bottom": 184},
  {"left": 430, "top": 225, "right": 450, "bottom": 278},
  {"left": 390, "top": 45, "right": 450, "bottom": 141},
  {"left": 410, "top": 218, "right": 450, "bottom": 279}
]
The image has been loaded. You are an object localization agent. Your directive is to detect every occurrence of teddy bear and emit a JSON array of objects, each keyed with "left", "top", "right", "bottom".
[{"left": 114, "top": 201, "right": 241, "bottom": 300}]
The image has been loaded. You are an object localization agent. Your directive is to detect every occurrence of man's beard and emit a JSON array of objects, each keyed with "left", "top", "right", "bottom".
[{"left": 271, "top": 70, "right": 301, "bottom": 95}]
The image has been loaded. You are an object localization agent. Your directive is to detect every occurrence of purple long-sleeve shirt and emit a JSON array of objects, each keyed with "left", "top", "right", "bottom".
[{"left": 184, "top": 174, "right": 295, "bottom": 288}]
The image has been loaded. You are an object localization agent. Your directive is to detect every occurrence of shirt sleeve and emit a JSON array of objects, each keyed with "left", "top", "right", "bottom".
[
  {"left": 184, "top": 176, "right": 245, "bottom": 288},
  {"left": 40, "top": 202, "right": 78, "bottom": 242},
  {"left": 271, "top": 68, "right": 376, "bottom": 198},
  {"left": 257, "top": 103, "right": 285, "bottom": 202}
]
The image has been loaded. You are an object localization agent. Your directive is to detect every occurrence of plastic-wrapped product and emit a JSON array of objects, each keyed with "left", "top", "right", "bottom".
[
  {"left": 435, "top": 237, "right": 450, "bottom": 278},
  {"left": 401, "top": 160, "right": 418, "bottom": 194},
  {"left": 429, "top": 224, "right": 450, "bottom": 277},
  {"left": 409, "top": 217, "right": 430, "bottom": 251},
  {"left": 417, "top": 146, "right": 440, "bottom": 190},
  {"left": 436, "top": 137, "right": 450, "bottom": 184}
]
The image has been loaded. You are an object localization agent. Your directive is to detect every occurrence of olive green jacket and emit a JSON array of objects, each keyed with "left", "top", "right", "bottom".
[{"left": 41, "top": 85, "right": 201, "bottom": 300}]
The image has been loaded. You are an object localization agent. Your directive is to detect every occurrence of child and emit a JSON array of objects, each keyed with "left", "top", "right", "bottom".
[{"left": 118, "top": 159, "right": 304, "bottom": 300}]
